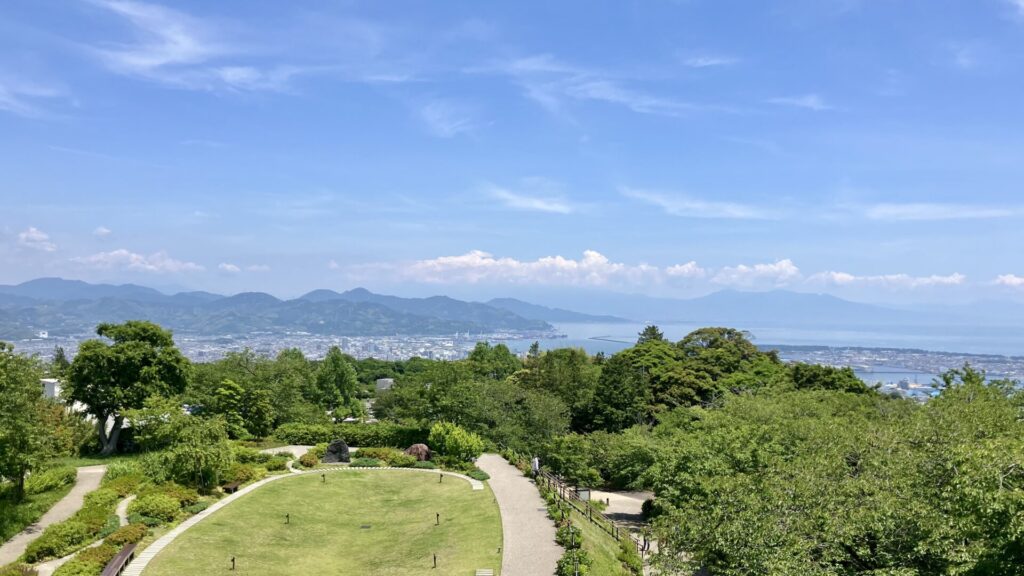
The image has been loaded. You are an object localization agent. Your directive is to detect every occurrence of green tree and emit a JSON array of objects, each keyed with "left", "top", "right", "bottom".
[
  {"left": 467, "top": 342, "right": 522, "bottom": 380},
  {"left": 314, "top": 347, "right": 363, "bottom": 417},
  {"left": 149, "top": 416, "right": 233, "bottom": 490},
  {"left": 428, "top": 422, "right": 485, "bottom": 462},
  {"left": 240, "top": 388, "right": 275, "bottom": 439},
  {"left": 637, "top": 324, "right": 665, "bottom": 344},
  {"left": 51, "top": 346, "right": 70, "bottom": 378},
  {"left": 0, "top": 343, "right": 49, "bottom": 500},
  {"left": 213, "top": 379, "right": 247, "bottom": 439},
  {"left": 66, "top": 321, "right": 190, "bottom": 455}
]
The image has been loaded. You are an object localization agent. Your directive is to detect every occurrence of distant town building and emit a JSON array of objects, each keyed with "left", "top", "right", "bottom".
[
  {"left": 41, "top": 378, "right": 61, "bottom": 399},
  {"left": 375, "top": 378, "right": 394, "bottom": 392},
  {"left": 37, "top": 330, "right": 49, "bottom": 339}
]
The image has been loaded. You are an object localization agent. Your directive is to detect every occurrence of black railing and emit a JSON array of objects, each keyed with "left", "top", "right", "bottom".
[{"left": 536, "top": 470, "right": 645, "bottom": 554}]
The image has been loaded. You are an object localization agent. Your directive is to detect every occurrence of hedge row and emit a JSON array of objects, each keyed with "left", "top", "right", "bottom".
[{"left": 273, "top": 423, "right": 428, "bottom": 447}]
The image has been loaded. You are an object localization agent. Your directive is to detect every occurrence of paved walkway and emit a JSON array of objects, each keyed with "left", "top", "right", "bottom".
[
  {"left": 476, "top": 454, "right": 562, "bottom": 576},
  {"left": 0, "top": 465, "right": 107, "bottom": 566},
  {"left": 36, "top": 494, "right": 135, "bottom": 576},
  {"left": 122, "top": 465, "right": 482, "bottom": 576}
]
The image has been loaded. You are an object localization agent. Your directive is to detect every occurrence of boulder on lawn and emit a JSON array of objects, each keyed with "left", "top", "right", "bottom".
[
  {"left": 404, "top": 444, "right": 431, "bottom": 461},
  {"left": 324, "top": 439, "right": 351, "bottom": 463}
]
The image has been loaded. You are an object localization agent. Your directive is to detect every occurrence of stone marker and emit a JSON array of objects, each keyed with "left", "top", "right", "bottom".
[{"left": 324, "top": 439, "right": 351, "bottom": 463}]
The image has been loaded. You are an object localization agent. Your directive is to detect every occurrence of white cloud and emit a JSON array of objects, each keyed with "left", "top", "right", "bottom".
[
  {"left": 89, "top": 0, "right": 305, "bottom": 92},
  {"left": 73, "top": 249, "right": 203, "bottom": 273},
  {"left": 93, "top": 226, "right": 112, "bottom": 238},
  {"left": 712, "top": 259, "right": 802, "bottom": 287},
  {"left": 768, "top": 94, "right": 832, "bottom": 111},
  {"left": 487, "top": 183, "right": 573, "bottom": 214},
  {"left": 0, "top": 79, "right": 66, "bottom": 118},
  {"left": 17, "top": 227, "right": 57, "bottom": 252},
  {"left": 403, "top": 250, "right": 659, "bottom": 287},
  {"left": 863, "top": 203, "right": 1015, "bottom": 221},
  {"left": 682, "top": 55, "right": 738, "bottom": 68},
  {"left": 218, "top": 262, "right": 241, "bottom": 273},
  {"left": 665, "top": 261, "right": 706, "bottom": 279},
  {"left": 810, "top": 271, "right": 967, "bottom": 289},
  {"left": 247, "top": 264, "right": 271, "bottom": 272},
  {"left": 995, "top": 274, "right": 1024, "bottom": 288},
  {"left": 419, "top": 100, "right": 477, "bottom": 138},
  {"left": 328, "top": 259, "right": 341, "bottom": 270},
  {"left": 622, "top": 188, "right": 776, "bottom": 219}
]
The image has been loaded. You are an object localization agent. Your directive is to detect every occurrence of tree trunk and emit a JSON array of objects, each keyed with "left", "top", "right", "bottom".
[
  {"left": 99, "top": 414, "right": 124, "bottom": 456},
  {"left": 14, "top": 465, "right": 27, "bottom": 502}
]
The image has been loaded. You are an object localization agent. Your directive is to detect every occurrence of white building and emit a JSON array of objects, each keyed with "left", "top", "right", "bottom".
[
  {"left": 41, "top": 378, "right": 61, "bottom": 400},
  {"left": 375, "top": 378, "right": 395, "bottom": 392}
]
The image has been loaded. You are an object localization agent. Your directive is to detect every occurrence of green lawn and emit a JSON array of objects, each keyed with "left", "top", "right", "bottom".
[
  {"left": 565, "top": 505, "right": 630, "bottom": 576},
  {"left": 0, "top": 483, "right": 74, "bottom": 543},
  {"left": 144, "top": 471, "right": 503, "bottom": 576}
]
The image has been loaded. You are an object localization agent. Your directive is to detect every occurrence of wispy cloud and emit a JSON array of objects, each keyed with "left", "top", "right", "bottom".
[
  {"left": 810, "top": 270, "right": 967, "bottom": 289},
  {"left": 713, "top": 259, "right": 801, "bottom": 288},
  {"left": 73, "top": 249, "right": 203, "bottom": 273},
  {"left": 995, "top": 274, "right": 1024, "bottom": 288},
  {"left": 402, "top": 250, "right": 659, "bottom": 287},
  {"left": 1008, "top": 0, "right": 1024, "bottom": 16},
  {"left": 419, "top": 100, "right": 478, "bottom": 138},
  {"left": 484, "top": 54, "right": 733, "bottom": 118},
  {"left": 247, "top": 264, "right": 271, "bottom": 272},
  {"left": 486, "top": 181, "right": 574, "bottom": 214},
  {"left": 768, "top": 93, "right": 832, "bottom": 111},
  {"left": 218, "top": 262, "right": 241, "bottom": 273},
  {"left": 681, "top": 55, "right": 739, "bottom": 68},
  {"left": 622, "top": 188, "right": 777, "bottom": 219},
  {"left": 88, "top": 0, "right": 308, "bottom": 92},
  {"left": 0, "top": 79, "right": 67, "bottom": 118},
  {"left": 93, "top": 226, "right": 113, "bottom": 238},
  {"left": 17, "top": 227, "right": 58, "bottom": 252},
  {"left": 863, "top": 203, "right": 1016, "bottom": 221}
]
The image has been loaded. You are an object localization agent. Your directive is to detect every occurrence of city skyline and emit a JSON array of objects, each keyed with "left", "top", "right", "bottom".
[{"left": 4, "top": 1, "right": 1024, "bottom": 304}]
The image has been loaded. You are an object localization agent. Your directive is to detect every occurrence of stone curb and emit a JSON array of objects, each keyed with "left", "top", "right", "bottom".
[{"left": 121, "top": 466, "right": 484, "bottom": 576}]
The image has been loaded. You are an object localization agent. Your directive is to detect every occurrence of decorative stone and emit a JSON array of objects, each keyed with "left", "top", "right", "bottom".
[
  {"left": 324, "top": 439, "right": 350, "bottom": 463},
  {"left": 405, "top": 443, "right": 431, "bottom": 461}
]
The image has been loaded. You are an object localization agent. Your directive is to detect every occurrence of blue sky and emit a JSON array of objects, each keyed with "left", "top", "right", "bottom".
[{"left": 2, "top": 0, "right": 1024, "bottom": 303}]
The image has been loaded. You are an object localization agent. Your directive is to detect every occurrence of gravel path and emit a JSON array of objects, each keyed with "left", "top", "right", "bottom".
[
  {"left": 476, "top": 454, "right": 562, "bottom": 576},
  {"left": 0, "top": 465, "right": 107, "bottom": 566}
]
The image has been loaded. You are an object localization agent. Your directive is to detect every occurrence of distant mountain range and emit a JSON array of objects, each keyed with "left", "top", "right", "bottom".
[{"left": 2, "top": 277, "right": 1021, "bottom": 341}]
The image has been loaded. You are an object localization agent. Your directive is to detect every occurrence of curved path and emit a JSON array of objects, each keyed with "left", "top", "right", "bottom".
[
  {"left": 35, "top": 495, "right": 137, "bottom": 576},
  {"left": 477, "top": 454, "right": 562, "bottom": 576},
  {"left": 122, "top": 465, "right": 481, "bottom": 576},
  {"left": 0, "top": 465, "right": 107, "bottom": 566}
]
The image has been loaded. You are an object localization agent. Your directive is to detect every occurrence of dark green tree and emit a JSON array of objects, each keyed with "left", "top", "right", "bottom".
[
  {"left": 66, "top": 321, "right": 190, "bottom": 455},
  {"left": 637, "top": 324, "right": 665, "bottom": 344},
  {"left": 314, "top": 347, "right": 363, "bottom": 417},
  {"left": 0, "top": 343, "right": 49, "bottom": 500}
]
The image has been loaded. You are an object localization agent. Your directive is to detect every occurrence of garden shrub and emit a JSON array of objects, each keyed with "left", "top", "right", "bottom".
[
  {"left": 139, "top": 452, "right": 171, "bottom": 485},
  {"left": 556, "top": 549, "right": 592, "bottom": 576},
  {"left": 467, "top": 469, "right": 490, "bottom": 481},
  {"left": 105, "top": 523, "right": 148, "bottom": 546},
  {"left": 618, "top": 538, "right": 643, "bottom": 575},
  {"left": 104, "top": 460, "right": 142, "bottom": 482},
  {"left": 428, "top": 422, "right": 484, "bottom": 462},
  {"left": 104, "top": 474, "right": 145, "bottom": 497},
  {"left": 352, "top": 447, "right": 397, "bottom": 461},
  {"left": 0, "top": 566, "right": 37, "bottom": 576},
  {"left": 233, "top": 447, "right": 271, "bottom": 464},
  {"left": 128, "top": 494, "right": 179, "bottom": 523},
  {"left": 264, "top": 457, "right": 289, "bottom": 472},
  {"left": 348, "top": 457, "right": 383, "bottom": 468},
  {"left": 298, "top": 452, "right": 319, "bottom": 468},
  {"left": 145, "top": 483, "right": 199, "bottom": 507},
  {"left": 411, "top": 460, "right": 437, "bottom": 469},
  {"left": 25, "top": 467, "right": 77, "bottom": 495},
  {"left": 273, "top": 422, "right": 429, "bottom": 447},
  {"left": 76, "top": 542, "right": 119, "bottom": 566},
  {"left": 183, "top": 501, "right": 210, "bottom": 515},
  {"left": 127, "top": 513, "right": 163, "bottom": 527},
  {"left": 51, "top": 560, "right": 102, "bottom": 576},
  {"left": 97, "top": 515, "right": 120, "bottom": 539},
  {"left": 388, "top": 453, "right": 417, "bottom": 468},
  {"left": 23, "top": 520, "right": 91, "bottom": 563},
  {"left": 556, "top": 523, "right": 582, "bottom": 549},
  {"left": 311, "top": 443, "right": 327, "bottom": 458},
  {"left": 223, "top": 463, "right": 264, "bottom": 484},
  {"left": 272, "top": 423, "right": 333, "bottom": 445}
]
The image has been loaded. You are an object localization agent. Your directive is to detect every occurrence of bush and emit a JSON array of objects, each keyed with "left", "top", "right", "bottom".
[
  {"left": 128, "top": 494, "right": 180, "bottom": 523},
  {"left": 0, "top": 565, "right": 38, "bottom": 576},
  {"left": 223, "top": 463, "right": 264, "bottom": 485},
  {"left": 467, "top": 469, "right": 490, "bottom": 481},
  {"left": 428, "top": 422, "right": 484, "bottom": 462},
  {"left": 139, "top": 452, "right": 171, "bottom": 485},
  {"left": 76, "top": 542, "right": 119, "bottom": 566},
  {"left": 388, "top": 453, "right": 418, "bottom": 468},
  {"left": 51, "top": 560, "right": 103, "bottom": 576},
  {"left": 233, "top": 447, "right": 271, "bottom": 464},
  {"left": 264, "top": 457, "right": 289, "bottom": 472},
  {"left": 298, "top": 452, "right": 319, "bottom": 468},
  {"left": 77, "top": 490, "right": 120, "bottom": 534},
  {"left": 97, "top": 514, "right": 120, "bottom": 539},
  {"left": 411, "top": 460, "right": 437, "bottom": 469},
  {"left": 556, "top": 523, "right": 582, "bottom": 549},
  {"left": 311, "top": 443, "right": 328, "bottom": 458},
  {"left": 23, "top": 520, "right": 91, "bottom": 563},
  {"left": 272, "top": 423, "right": 333, "bottom": 445},
  {"left": 105, "top": 474, "right": 145, "bottom": 497},
  {"left": 184, "top": 501, "right": 210, "bottom": 515},
  {"left": 273, "top": 422, "right": 429, "bottom": 447},
  {"left": 556, "top": 549, "right": 592, "bottom": 576},
  {"left": 127, "top": 513, "right": 163, "bottom": 527},
  {"left": 354, "top": 447, "right": 398, "bottom": 461},
  {"left": 348, "top": 457, "right": 383, "bottom": 468},
  {"left": 25, "top": 467, "right": 77, "bottom": 495},
  {"left": 140, "top": 483, "right": 198, "bottom": 507},
  {"left": 104, "top": 460, "right": 142, "bottom": 482},
  {"left": 105, "top": 523, "right": 148, "bottom": 546},
  {"left": 618, "top": 537, "right": 643, "bottom": 575}
]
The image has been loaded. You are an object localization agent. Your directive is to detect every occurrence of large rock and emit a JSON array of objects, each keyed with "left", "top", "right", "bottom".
[
  {"left": 405, "top": 443, "right": 431, "bottom": 461},
  {"left": 324, "top": 439, "right": 351, "bottom": 463}
]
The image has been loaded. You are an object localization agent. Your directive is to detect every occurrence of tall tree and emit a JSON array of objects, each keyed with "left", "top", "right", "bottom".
[
  {"left": 637, "top": 324, "right": 665, "bottom": 344},
  {"left": 314, "top": 347, "right": 362, "bottom": 417},
  {"left": 66, "top": 321, "right": 190, "bottom": 455},
  {"left": 0, "top": 342, "right": 49, "bottom": 501}
]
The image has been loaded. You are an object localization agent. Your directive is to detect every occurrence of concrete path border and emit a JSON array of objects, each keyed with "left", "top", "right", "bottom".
[
  {"left": 122, "top": 465, "right": 483, "bottom": 576},
  {"left": 0, "top": 465, "right": 108, "bottom": 567}
]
